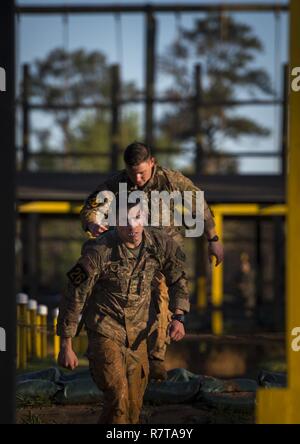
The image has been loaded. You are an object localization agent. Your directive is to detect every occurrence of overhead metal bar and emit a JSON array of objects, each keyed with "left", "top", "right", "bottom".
[
  {"left": 145, "top": 10, "right": 156, "bottom": 148},
  {"left": 20, "top": 148, "right": 282, "bottom": 158},
  {"left": 16, "top": 98, "right": 284, "bottom": 110},
  {"left": 15, "top": 3, "right": 289, "bottom": 15}
]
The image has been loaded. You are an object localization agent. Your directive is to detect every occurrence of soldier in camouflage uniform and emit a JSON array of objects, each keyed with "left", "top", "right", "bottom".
[
  {"left": 57, "top": 201, "right": 189, "bottom": 424},
  {"left": 80, "top": 141, "right": 224, "bottom": 380}
]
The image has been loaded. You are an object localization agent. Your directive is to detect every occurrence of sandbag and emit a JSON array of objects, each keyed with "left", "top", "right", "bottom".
[
  {"left": 258, "top": 370, "right": 287, "bottom": 388},
  {"left": 16, "top": 366, "right": 258, "bottom": 409},
  {"left": 54, "top": 378, "right": 103, "bottom": 404},
  {"left": 17, "top": 379, "right": 60, "bottom": 405},
  {"left": 144, "top": 378, "right": 202, "bottom": 404},
  {"left": 200, "top": 376, "right": 257, "bottom": 393},
  {"left": 17, "top": 367, "right": 62, "bottom": 384},
  {"left": 197, "top": 391, "right": 255, "bottom": 411}
]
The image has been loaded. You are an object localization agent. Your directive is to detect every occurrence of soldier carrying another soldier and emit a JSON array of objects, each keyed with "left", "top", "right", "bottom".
[
  {"left": 80, "top": 141, "right": 224, "bottom": 380},
  {"left": 57, "top": 198, "right": 190, "bottom": 424}
]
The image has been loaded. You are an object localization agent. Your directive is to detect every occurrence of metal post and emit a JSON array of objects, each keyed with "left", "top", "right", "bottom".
[
  {"left": 145, "top": 9, "right": 156, "bottom": 149},
  {"left": 22, "top": 64, "right": 30, "bottom": 171},
  {"left": 28, "top": 299, "right": 38, "bottom": 358},
  {"left": 111, "top": 64, "right": 120, "bottom": 171},
  {"left": 281, "top": 63, "right": 288, "bottom": 178},
  {"left": 257, "top": 0, "right": 300, "bottom": 423},
  {"left": 194, "top": 64, "right": 204, "bottom": 174},
  {"left": 211, "top": 212, "right": 224, "bottom": 335},
  {"left": 21, "top": 213, "right": 40, "bottom": 299},
  {"left": 0, "top": 0, "right": 16, "bottom": 424},
  {"left": 193, "top": 65, "right": 207, "bottom": 313},
  {"left": 255, "top": 218, "right": 263, "bottom": 327},
  {"left": 273, "top": 216, "right": 285, "bottom": 331},
  {"left": 52, "top": 308, "right": 60, "bottom": 362},
  {"left": 196, "top": 237, "right": 207, "bottom": 310}
]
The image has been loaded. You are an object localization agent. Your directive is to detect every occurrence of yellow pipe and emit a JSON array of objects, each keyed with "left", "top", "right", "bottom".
[
  {"left": 210, "top": 203, "right": 286, "bottom": 216},
  {"left": 37, "top": 305, "right": 48, "bottom": 359},
  {"left": 35, "top": 314, "right": 42, "bottom": 359},
  {"left": 52, "top": 308, "right": 60, "bottom": 362},
  {"left": 211, "top": 212, "right": 223, "bottom": 308},
  {"left": 27, "top": 300, "right": 38, "bottom": 358},
  {"left": 18, "top": 201, "right": 83, "bottom": 214},
  {"left": 26, "top": 309, "right": 31, "bottom": 357},
  {"left": 17, "top": 201, "right": 286, "bottom": 216},
  {"left": 16, "top": 293, "right": 28, "bottom": 370},
  {"left": 211, "top": 212, "right": 224, "bottom": 335},
  {"left": 42, "top": 315, "right": 48, "bottom": 359},
  {"left": 197, "top": 276, "right": 207, "bottom": 309},
  {"left": 16, "top": 304, "right": 20, "bottom": 369},
  {"left": 211, "top": 310, "right": 223, "bottom": 336}
]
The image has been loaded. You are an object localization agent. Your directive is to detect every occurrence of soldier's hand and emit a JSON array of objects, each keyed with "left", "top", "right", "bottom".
[
  {"left": 88, "top": 222, "right": 108, "bottom": 237},
  {"left": 58, "top": 346, "right": 79, "bottom": 370},
  {"left": 169, "top": 320, "right": 185, "bottom": 342},
  {"left": 208, "top": 240, "right": 224, "bottom": 267}
]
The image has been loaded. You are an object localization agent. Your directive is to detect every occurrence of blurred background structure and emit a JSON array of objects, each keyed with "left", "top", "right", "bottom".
[
  {"left": 15, "top": 0, "right": 288, "bottom": 337},
  {"left": 10, "top": 0, "right": 300, "bottom": 425}
]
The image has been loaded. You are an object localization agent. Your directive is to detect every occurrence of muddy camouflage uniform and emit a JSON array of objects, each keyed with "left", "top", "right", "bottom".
[
  {"left": 57, "top": 227, "right": 189, "bottom": 424},
  {"left": 80, "top": 163, "right": 215, "bottom": 361}
]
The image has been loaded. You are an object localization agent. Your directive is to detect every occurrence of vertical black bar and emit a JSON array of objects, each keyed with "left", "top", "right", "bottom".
[
  {"left": 273, "top": 216, "right": 285, "bottom": 331},
  {"left": 194, "top": 236, "right": 207, "bottom": 305},
  {"left": 281, "top": 63, "right": 288, "bottom": 178},
  {"left": 22, "top": 64, "right": 30, "bottom": 171},
  {"left": 194, "top": 64, "right": 204, "bottom": 174},
  {"left": 0, "top": 0, "right": 16, "bottom": 424},
  {"left": 28, "top": 213, "right": 39, "bottom": 299},
  {"left": 255, "top": 218, "right": 263, "bottom": 328},
  {"left": 110, "top": 64, "right": 120, "bottom": 171},
  {"left": 145, "top": 9, "right": 156, "bottom": 150},
  {"left": 194, "top": 65, "right": 206, "bottom": 316},
  {"left": 20, "top": 213, "right": 40, "bottom": 299},
  {"left": 20, "top": 214, "right": 29, "bottom": 294}
]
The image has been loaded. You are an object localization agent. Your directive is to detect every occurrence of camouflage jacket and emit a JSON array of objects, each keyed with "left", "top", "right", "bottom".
[
  {"left": 80, "top": 163, "right": 215, "bottom": 245},
  {"left": 57, "top": 227, "right": 190, "bottom": 348}
]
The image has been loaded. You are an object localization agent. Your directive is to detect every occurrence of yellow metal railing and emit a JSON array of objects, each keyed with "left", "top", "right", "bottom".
[
  {"left": 256, "top": 0, "right": 300, "bottom": 424},
  {"left": 16, "top": 296, "right": 87, "bottom": 370}
]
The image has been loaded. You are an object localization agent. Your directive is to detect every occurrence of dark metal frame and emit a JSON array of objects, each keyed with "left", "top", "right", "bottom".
[{"left": 16, "top": 3, "right": 289, "bottom": 176}]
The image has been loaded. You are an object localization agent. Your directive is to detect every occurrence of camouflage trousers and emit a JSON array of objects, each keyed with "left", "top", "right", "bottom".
[
  {"left": 87, "top": 329, "right": 149, "bottom": 424},
  {"left": 148, "top": 271, "right": 172, "bottom": 362}
]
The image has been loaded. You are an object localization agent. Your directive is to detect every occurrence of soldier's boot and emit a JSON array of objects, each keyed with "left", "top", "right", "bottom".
[{"left": 148, "top": 272, "right": 171, "bottom": 381}]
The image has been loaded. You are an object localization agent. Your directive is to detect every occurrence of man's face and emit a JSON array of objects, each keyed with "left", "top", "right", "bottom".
[
  {"left": 116, "top": 204, "right": 145, "bottom": 245},
  {"left": 126, "top": 158, "right": 155, "bottom": 188}
]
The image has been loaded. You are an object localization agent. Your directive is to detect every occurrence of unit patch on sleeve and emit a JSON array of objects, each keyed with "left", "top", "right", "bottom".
[{"left": 67, "top": 263, "right": 89, "bottom": 287}]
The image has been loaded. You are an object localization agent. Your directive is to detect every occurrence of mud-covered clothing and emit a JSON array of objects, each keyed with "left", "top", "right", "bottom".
[{"left": 80, "top": 163, "right": 215, "bottom": 246}]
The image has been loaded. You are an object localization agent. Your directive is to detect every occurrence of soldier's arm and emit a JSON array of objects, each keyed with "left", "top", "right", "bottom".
[
  {"left": 171, "top": 170, "right": 224, "bottom": 265},
  {"left": 160, "top": 236, "right": 190, "bottom": 314},
  {"left": 56, "top": 244, "right": 102, "bottom": 338},
  {"left": 169, "top": 170, "right": 216, "bottom": 234}
]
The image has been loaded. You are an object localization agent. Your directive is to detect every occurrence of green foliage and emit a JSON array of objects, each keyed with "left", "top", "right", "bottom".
[
  {"left": 25, "top": 48, "right": 140, "bottom": 171},
  {"left": 20, "top": 411, "right": 43, "bottom": 424},
  {"left": 158, "top": 14, "right": 273, "bottom": 172}
]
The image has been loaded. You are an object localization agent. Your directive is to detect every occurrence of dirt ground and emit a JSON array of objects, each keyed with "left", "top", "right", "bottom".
[
  {"left": 17, "top": 401, "right": 254, "bottom": 425},
  {"left": 17, "top": 334, "right": 284, "bottom": 425}
]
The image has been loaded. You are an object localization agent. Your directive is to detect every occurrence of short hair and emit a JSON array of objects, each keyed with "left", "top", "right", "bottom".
[{"left": 123, "top": 141, "right": 152, "bottom": 166}]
